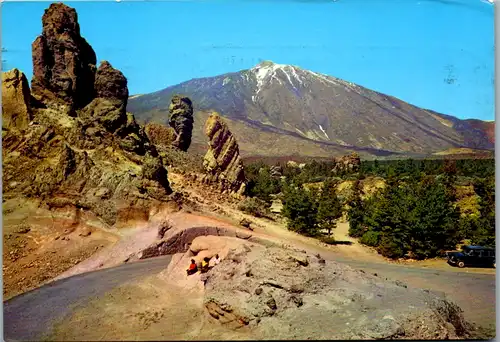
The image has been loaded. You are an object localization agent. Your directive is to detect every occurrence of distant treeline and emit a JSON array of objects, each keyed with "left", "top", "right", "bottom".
[
  {"left": 360, "top": 158, "right": 495, "bottom": 179},
  {"left": 244, "top": 158, "right": 495, "bottom": 197},
  {"left": 242, "top": 157, "right": 495, "bottom": 259}
]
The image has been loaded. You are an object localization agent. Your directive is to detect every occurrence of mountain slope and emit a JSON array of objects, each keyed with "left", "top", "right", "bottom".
[{"left": 128, "top": 61, "right": 494, "bottom": 157}]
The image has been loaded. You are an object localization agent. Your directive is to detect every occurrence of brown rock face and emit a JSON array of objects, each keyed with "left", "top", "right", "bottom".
[
  {"left": 2, "top": 69, "right": 32, "bottom": 130},
  {"left": 94, "top": 61, "right": 129, "bottom": 103},
  {"left": 3, "top": 2, "right": 172, "bottom": 228},
  {"left": 203, "top": 112, "right": 246, "bottom": 195},
  {"left": 168, "top": 95, "right": 194, "bottom": 151},
  {"left": 31, "top": 2, "right": 97, "bottom": 112},
  {"left": 80, "top": 61, "right": 129, "bottom": 134},
  {"left": 144, "top": 122, "right": 177, "bottom": 147},
  {"left": 332, "top": 152, "right": 361, "bottom": 174}
]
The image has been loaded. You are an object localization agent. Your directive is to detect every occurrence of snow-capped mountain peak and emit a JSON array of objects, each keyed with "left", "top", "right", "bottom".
[{"left": 250, "top": 60, "right": 304, "bottom": 94}]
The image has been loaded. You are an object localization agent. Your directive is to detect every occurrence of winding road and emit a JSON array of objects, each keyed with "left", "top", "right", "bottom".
[
  {"left": 4, "top": 256, "right": 172, "bottom": 341},
  {"left": 4, "top": 250, "right": 496, "bottom": 341}
]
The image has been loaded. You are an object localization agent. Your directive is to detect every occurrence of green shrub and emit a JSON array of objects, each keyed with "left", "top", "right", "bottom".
[
  {"left": 281, "top": 184, "right": 319, "bottom": 236},
  {"left": 359, "top": 231, "right": 380, "bottom": 247},
  {"left": 377, "top": 235, "right": 405, "bottom": 259},
  {"left": 237, "top": 197, "right": 269, "bottom": 218},
  {"left": 319, "top": 236, "right": 337, "bottom": 245},
  {"left": 245, "top": 166, "right": 282, "bottom": 202}
]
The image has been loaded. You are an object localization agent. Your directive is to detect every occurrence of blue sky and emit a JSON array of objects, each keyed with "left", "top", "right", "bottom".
[{"left": 1, "top": 0, "right": 495, "bottom": 120}]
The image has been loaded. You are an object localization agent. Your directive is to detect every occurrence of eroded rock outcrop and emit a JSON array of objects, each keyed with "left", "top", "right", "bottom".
[
  {"left": 31, "top": 2, "right": 97, "bottom": 112},
  {"left": 94, "top": 61, "right": 128, "bottom": 102},
  {"left": 168, "top": 95, "right": 194, "bottom": 152},
  {"left": 3, "top": 2, "right": 172, "bottom": 228},
  {"left": 137, "top": 225, "right": 254, "bottom": 260},
  {"left": 202, "top": 245, "right": 472, "bottom": 339},
  {"left": 145, "top": 122, "right": 177, "bottom": 148},
  {"left": 79, "top": 62, "right": 128, "bottom": 131},
  {"left": 203, "top": 112, "right": 246, "bottom": 195},
  {"left": 78, "top": 60, "right": 151, "bottom": 155},
  {"left": 2, "top": 69, "right": 32, "bottom": 130},
  {"left": 332, "top": 152, "right": 361, "bottom": 174},
  {"left": 269, "top": 165, "right": 283, "bottom": 178}
]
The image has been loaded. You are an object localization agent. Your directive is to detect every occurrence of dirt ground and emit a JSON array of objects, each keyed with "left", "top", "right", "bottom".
[
  {"left": 46, "top": 251, "right": 256, "bottom": 342},
  {"left": 45, "top": 276, "right": 209, "bottom": 341},
  {"left": 2, "top": 198, "right": 119, "bottom": 300}
]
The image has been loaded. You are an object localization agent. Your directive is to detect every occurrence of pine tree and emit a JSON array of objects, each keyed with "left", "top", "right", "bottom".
[
  {"left": 410, "top": 177, "right": 461, "bottom": 258},
  {"left": 472, "top": 177, "right": 495, "bottom": 246},
  {"left": 317, "top": 179, "right": 342, "bottom": 237},
  {"left": 368, "top": 176, "right": 460, "bottom": 259},
  {"left": 347, "top": 180, "right": 367, "bottom": 237},
  {"left": 377, "top": 178, "right": 415, "bottom": 258},
  {"left": 281, "top": 183, "right": 319, "bottom": 236},
  {"left": 441, "top": 159, "right": 458, "bottom": 201}
]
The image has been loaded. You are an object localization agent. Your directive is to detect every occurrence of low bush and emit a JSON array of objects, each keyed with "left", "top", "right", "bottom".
[
  {"left": 320, "top": 236, "right": 337, "bottom": 245},
  {"left": 238, "top": 197, "right": 269, "bottom": 218},
  {"left": 359, "top": 231, "right": 380, "bottom": 247}
]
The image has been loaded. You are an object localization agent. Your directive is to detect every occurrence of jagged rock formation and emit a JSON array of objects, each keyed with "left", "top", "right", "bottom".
[
  {"left": 202, "top": 112, "right": 246, "bottom": 195},
  {"left": 202, "top": 244, "right": 472, "bottom": 339},
  {"left": 2, "top": 69, "right": 33, "bottom": 130},
  {"left": 269, "top": 165, "right": 282, "bottom": 178},
  {"left": 168, "top": 95, "right": 194, "bottom": 151},
  {"left": 77, "top": 60, "right": 150, "bottom": 155},
  {"left": 3, "top": 2, "right": 172, "bottom": 227},
  {"left": 145, "top": 122, "right": 177, "bottom": 148},
  {"left": 31, "top": 2, "right": 96, "bottom": 113},
  {"left": 332, "top": 152, "right": 361, "bottom": 174}
]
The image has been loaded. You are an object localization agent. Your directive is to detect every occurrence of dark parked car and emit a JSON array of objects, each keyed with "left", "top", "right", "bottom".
[{"left": 446, "top": 245, "right": 495, "bottom": 268}]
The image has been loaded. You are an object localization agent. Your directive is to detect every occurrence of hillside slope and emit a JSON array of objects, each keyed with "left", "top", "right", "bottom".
[{"left": 128, "top": 61, "right": 494, "bottom": 158}]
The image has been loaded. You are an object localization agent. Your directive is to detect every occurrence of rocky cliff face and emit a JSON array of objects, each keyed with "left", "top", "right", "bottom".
[
  {"left": 31, "top": 3, "right": 97, "bottom": 113},
  {"left": 168, "top": 95, "right": 194, "bottom": 152},
  {"left": 1, "top": 69, "right": 33, "bottom": 130},
  {"left": 202, "top": 112, "right": 246, "bottom": 195},
  {"left": 3, "top": 2, "right": 172, "bottom": 228}
]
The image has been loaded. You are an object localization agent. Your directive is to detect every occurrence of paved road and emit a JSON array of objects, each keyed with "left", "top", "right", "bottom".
[
  {"left": 4, "top": 253, "right": 495, "bottom": 341},
  {"left": 331, "top": 257, "right": 496, "bottom": 330},
  {"left": 4, "top": 256, "right": 172, "bottom": 341},
  {"left": 303, "top": 247, "right": 496, "bottom": 332}
]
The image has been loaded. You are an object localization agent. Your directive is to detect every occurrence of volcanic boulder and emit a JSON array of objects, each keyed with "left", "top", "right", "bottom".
[
  {"left": 203, "top": 112, "right": 246, "bottom": 195},
  {"left": 332, "top": 152, "right": 361, "bottom": 174},
  {"left": 80, "top": 61, "right": 128, "bottom": 134},
  {"left": 168, "top": 95, "right": 194, "bottom": 152},
  {"left": 144, "top": 122, "right": 177, "bottom": 148},
  {"left": 2, "top": 69, "right": 32, "bottom": 130},
  {"left": 203, "top": 245, "right": 472, "bottom": 339},
  {"left": 94, "top": 61, "right": 128, "bottom": 102},
  {"left": 31, "top": 2, "right": 97, "bottom": 112}
]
